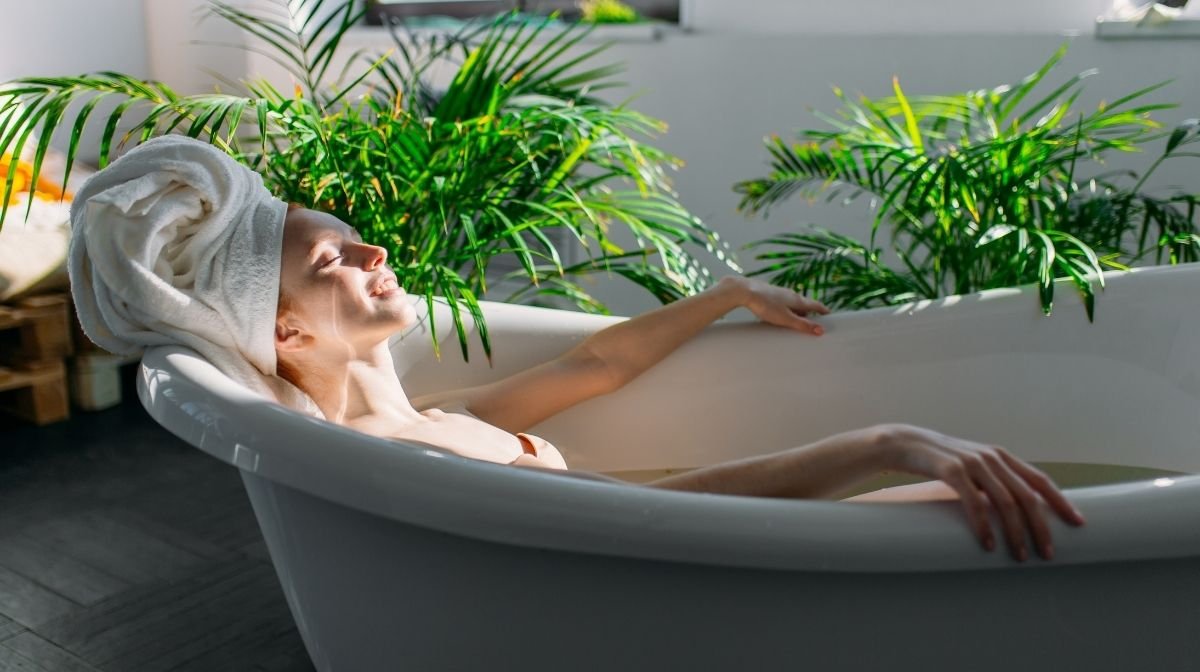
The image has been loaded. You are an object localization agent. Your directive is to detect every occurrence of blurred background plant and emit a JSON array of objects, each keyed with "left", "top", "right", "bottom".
[
  {"left": 0, "top": 0, "right": 735, "bottom": 360},
  {"left": 735, "top": 44, "right": 1200, "bottom": 320},
  {"left": 578, "top": 0, "right": 641, "bottom": 24}
]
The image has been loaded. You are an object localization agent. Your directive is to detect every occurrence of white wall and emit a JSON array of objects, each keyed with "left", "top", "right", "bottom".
[
  {"left": 141, "top": 0, "right": 339, "bottom": 96},
  {"left": 143, "top": 0, "right": 249, "bottom": 97},
  {"left": 1, "top": 0, "right": 149, "bottom": 163},
  {"left": 1, "top": 0, "right": 148, "bottom": 81}
]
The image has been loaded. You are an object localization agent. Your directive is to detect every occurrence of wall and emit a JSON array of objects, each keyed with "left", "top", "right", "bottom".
[
  {"left": 220, "top": 1, "right": 1200, "bottom": 314},
  {"left": 142, "top": 0, "right": 248, "bottom": 98},
  {"left": 685, "top": 0, "right": 1117, "bottom": 34},
  {"left": 229, "top": 2, "right": 1200, "bottom": 314},
  {"left": 6, "top": 2, "right": 1199, "bottom": 316},
  {"left": 1, "top": 0, "right": 148, "bottom": 81},
  {"left": 585, "top": 29, "right": 1200, "bottom": 315},
  {"left": 1, "top": 0, "right": 149, "bottom": 163}
]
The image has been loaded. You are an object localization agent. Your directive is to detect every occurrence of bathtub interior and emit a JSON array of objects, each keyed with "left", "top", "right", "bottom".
[
  {"left": 389, "top": 268, "right": 1200, "bottom": 484},
  {"left": 135, "top": 266, "right": 1200, "bottom": 576}
]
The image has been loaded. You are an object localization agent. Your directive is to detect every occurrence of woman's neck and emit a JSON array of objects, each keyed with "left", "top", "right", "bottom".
[{"left": 288, "top": 341, "right": 425, "bottom": 426}]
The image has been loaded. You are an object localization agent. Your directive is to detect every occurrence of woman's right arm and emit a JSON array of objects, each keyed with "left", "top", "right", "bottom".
[
  {"left": 646, "top": 426, "right": 890, "bottom": 500},
  {"left": 645, "top": 423, "right": 1088, "bottom": 562}
]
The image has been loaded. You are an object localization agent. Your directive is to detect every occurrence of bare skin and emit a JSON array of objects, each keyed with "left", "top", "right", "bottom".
[{"left": 274, "top": 208, "right": 1086, "bottom": 562}]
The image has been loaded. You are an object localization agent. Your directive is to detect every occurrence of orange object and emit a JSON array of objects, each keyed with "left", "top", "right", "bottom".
[{"left": 0, "top": 153, "right": 72, "bottom": 205}]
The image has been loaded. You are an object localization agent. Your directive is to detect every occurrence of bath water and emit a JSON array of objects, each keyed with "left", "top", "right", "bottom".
[{"left": 602, "top": 462, "right": 1189, "bottom": 496}]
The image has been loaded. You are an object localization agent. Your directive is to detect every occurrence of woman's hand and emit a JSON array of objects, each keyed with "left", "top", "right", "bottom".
[
  {"left": 648, "top": 421, "right": 1086, "bottom": 562},
  {"left": 872, "top": 423, "right": 1088, "bottom": 561},
  {"left": 722, "top": 276, "right": 830, "bottom": 335}
]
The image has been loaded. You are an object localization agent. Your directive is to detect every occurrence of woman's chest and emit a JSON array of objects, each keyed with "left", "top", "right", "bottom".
[{"left": 391, "top": 411, "right": 565, "bottom": 468}]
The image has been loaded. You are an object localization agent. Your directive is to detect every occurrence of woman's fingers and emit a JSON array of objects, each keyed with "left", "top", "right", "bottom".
[
  {"left": 747, "top": 285, "right": 829, "bottom": 332},
  {"left": 787, "top": 299, "right": 827, "bottom": 333},
  {"left": 800, "top": 298, "right": 831, "bottom": 315},
  {"left": 983, "top": 452, "right": 1056, "bottom": 560},
  {"left": 795, "top": 297, "right": 831, "bottom": 315},
  {"left": 939, "top": 466, "right": 996, "bottom": 552},
  {"left": 889, "top": 426, "right": 1086, "bottom": 561},
  {"left": 998, "top": 449, "right": 1087, "bottom": 526},
  {"left": 961, "top": 457, "right": 1030, "bottom": 561},
  {"left": 796, "top": 316, "right": 824, "bottom": 335},
  {"left": 783, "top": 311, "right": 824, "bottom": 335}
]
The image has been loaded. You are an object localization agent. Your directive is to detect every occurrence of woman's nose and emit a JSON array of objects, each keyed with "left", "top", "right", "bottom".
[{"left": 357, "top": 243, "right": 387, "bottom": 270}]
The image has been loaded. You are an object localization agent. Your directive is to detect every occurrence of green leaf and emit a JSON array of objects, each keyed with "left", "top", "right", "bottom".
[
  {"left": 1166, "top": 118, "right": 1200, "bottom": 154},
  {"left": 892, "top": 76, "right": 923, "bottom": 153}
]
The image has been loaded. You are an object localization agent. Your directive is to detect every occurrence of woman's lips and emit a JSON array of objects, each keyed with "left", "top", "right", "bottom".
[{"left": 370, "top": 277, "right": 404, "bottom": 298}]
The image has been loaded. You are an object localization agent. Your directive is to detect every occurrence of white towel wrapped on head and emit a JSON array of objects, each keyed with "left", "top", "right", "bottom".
[{"left": 68, "top": 135, "right": 318, "bottom": 414}]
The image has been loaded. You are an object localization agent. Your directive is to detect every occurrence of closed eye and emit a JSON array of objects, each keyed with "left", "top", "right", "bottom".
[{"left": 319, "top": 254, "right": 343, "bottom": 268}]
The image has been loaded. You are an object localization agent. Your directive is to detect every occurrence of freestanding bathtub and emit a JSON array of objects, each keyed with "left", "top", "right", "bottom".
[{"left": 138, "top": 265, "right": 1200, "bottom": 671}]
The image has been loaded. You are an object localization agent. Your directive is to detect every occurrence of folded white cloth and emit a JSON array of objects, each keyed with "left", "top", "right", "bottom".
[{"left": 68, "top": 135, "right": 319, "bottom": 414}]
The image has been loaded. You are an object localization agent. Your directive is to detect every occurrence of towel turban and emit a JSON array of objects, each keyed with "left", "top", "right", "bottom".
[{"left": 68, "top": 135, "right": 318, "bottom": 413}]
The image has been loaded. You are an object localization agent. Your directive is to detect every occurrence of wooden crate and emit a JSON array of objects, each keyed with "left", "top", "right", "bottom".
[
  {"left": 0, "top": 294, "right": 74, "bottom": 364},
  {"left": 0, "top": 360, "right": 68, "bottom": 425},
  {"left": 0, "top": 293, "right": 73, "bottom": 425}
]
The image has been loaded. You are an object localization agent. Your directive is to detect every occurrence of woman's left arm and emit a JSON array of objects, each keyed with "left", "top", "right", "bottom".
[
  {"left": 413, "top": 277, "right": 828, "bottom": 432},
  {"left": 581, "top": 276, "right": 829, "bottom": 390}
]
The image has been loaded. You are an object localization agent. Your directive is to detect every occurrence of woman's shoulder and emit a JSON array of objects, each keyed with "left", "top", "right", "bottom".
[
  {"left": 416, "top": 400, "right": 570, "bottom": 470},
  {"left": 516, "top": 432, "right": 568, "bottom": 470}
]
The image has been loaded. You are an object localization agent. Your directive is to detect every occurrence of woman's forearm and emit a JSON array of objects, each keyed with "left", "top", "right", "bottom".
[
  {"left": 580, "top": 276, "right": 749, "bottom": 387},
  {"left": 644, "top": 428, "right": 887, "bottom": 499}
]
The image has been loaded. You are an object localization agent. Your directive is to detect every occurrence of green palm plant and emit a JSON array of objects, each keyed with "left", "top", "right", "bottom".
[
  {"left": 0, "top": 1, "right": 737, "bottom": 360},
  {"left": 736, "top": 44, "right": 1200, "bottom": 320}
]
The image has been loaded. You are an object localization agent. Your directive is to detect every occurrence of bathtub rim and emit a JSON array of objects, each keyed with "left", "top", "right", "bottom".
[{"left": 137, "top": 263, "right": 1200, "bottom": 574}]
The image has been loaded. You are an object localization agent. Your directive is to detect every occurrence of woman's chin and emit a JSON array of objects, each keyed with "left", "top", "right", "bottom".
[
  {"left": 355, "top": 304, "right": 418, "bottom": 344},
  {"left": 393, "top": 300, "right": 420, "bottom": 331},
  {"left": 366, "top": 291, "right": 418, "bottom": 325}
]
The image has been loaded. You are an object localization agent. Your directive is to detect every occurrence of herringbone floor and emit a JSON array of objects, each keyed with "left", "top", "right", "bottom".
[{"left": 0, "top": 366, "right": 315, "bottom": 672}]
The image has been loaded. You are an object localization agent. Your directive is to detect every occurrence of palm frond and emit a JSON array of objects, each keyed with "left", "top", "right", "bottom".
[{"left": 736, "top": 43, "right": 1197, "bottom": 321}]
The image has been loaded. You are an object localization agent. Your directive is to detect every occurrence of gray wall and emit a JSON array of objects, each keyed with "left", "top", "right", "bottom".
[
  {"left": 583, "top": 31, "right": 1200, "bottom": 315},
  {"left": 3, "top": 0, "right": 150, "bottom": 165},
  {"left": 2, "top": 0, "right": 148, "bottom": 81}
]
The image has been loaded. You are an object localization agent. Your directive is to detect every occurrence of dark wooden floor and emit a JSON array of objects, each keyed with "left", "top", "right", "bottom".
[{"left": 0, "top": 366, "right": 315, "bottom": 672}]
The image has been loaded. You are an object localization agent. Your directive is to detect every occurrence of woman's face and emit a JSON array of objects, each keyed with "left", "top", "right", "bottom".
[{"left": 276, "top": 208, "right": 417, "bottom": 354}]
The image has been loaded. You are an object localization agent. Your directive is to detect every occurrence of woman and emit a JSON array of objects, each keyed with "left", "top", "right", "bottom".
[
  {"left": 274, "top": 204, "right": 1085, "bottom": 564},
  {"left": 70, "top": 136, "right": 1084, "bottom": 570}
]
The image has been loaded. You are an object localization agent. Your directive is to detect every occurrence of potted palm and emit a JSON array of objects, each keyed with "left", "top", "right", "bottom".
[
  {"left": 0, "top": 0, "right": 736, "bottom": 360},
  {"left": 736, "top": 44, "right": 1200, "bottom": 320}
]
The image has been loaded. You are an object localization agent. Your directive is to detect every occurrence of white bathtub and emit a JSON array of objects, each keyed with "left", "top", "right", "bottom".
[{"left": 138, "top": 265, "right": 1200, "bottom": 671}]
